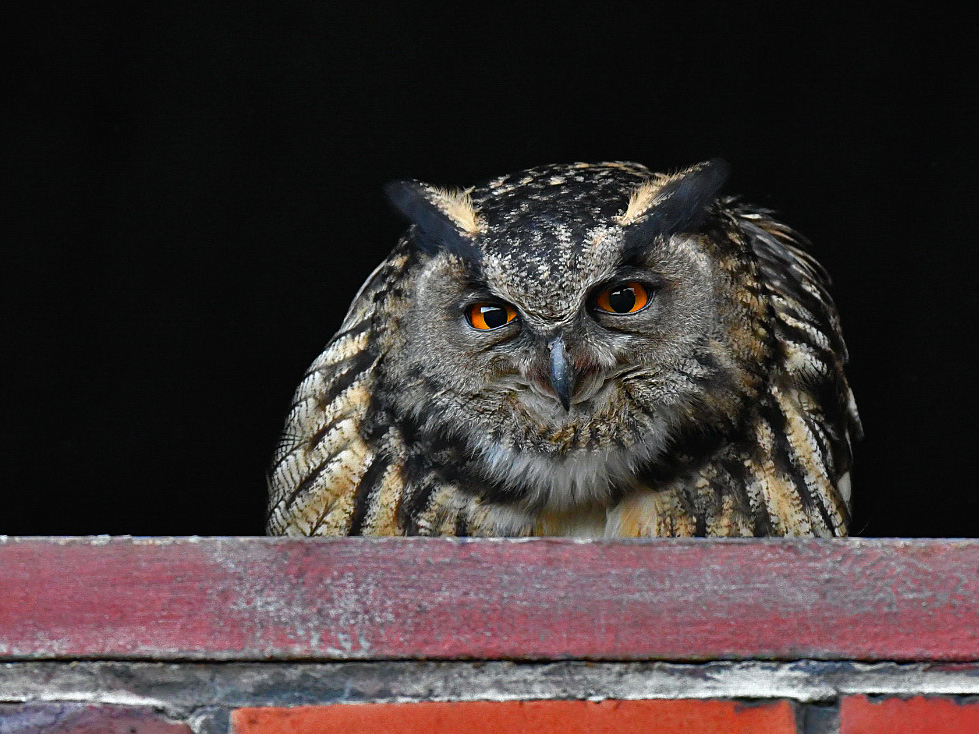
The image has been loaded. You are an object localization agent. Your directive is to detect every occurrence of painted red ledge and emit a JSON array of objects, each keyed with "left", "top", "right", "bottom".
[
  {"left": 231, "top": 700, "right": 798, "bottom": 734},
  {"left": 2, "top": 537, "right": 979, "bottom": 661},
  {"left": 842, "top": 695, "right": 979, "bottom": 734}
]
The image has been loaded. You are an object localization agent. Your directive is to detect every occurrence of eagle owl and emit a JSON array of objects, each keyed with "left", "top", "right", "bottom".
[{"left": 268, "top": 160, "right": 860, "bottom": 538}]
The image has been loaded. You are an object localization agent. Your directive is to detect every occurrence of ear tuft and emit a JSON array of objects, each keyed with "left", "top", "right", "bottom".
[
  {"left": 621, "top": 159, "right": 730, "bottom": 256},
  {"left": 384, "top": 180, "right": 483, "bottom": 261}
]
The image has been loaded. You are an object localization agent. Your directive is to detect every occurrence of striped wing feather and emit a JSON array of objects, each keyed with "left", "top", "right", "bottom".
[
  {"left": 266, "top": 254, "right": 403, "bottom": 536},
  {"left": 737, "top": 205, "right": 860, "bottom": 535}
]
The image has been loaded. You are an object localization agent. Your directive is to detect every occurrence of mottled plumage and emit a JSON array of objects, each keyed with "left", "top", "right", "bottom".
[{"left": 268, "top": 160, "right": 861, "bottom": 537}]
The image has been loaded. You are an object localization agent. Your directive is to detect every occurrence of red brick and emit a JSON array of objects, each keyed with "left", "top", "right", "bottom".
[
  {"left": 842, "top": 695, "right": 979, "bottom": 734},
  {"left": 232, "top": 699, "right": 798, "bottom": 734},
  {"left": 0, "top": 703, "right": 192, "bottom": 734}
]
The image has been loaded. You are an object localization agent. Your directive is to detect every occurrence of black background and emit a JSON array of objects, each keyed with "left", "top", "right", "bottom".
[{"left": 2, "top": 5, "right": 975, "bottom": 536}]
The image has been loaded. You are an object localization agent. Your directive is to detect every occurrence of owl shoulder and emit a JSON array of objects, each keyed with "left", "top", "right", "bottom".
[
  {"left": 266, "top": 244, "right": 411, "bottom": 535},
  {"left": 729, "top": 201, "right": 862, "bottom": 484}
]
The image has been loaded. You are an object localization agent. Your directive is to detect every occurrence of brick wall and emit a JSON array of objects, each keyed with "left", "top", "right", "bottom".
[
  {"left": 2, "top": 538, "right": 978, "bottom": 733},
  {"left": 3, "top": 661, "right": 979, "bottom": 733}
]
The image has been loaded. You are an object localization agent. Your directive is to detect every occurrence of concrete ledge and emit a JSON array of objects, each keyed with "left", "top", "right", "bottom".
[
  {"left": 4, "top": 662, "right": 979, "bottom": 733},
  {"left": 4, "top": 661, "right": 979, "bottom": 709}
]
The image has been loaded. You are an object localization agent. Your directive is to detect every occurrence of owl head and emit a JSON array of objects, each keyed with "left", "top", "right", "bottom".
[{"left": 379, "top": 161, "right": 768, "bottom": 509}]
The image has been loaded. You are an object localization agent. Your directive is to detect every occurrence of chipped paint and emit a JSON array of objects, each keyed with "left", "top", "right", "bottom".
[{"left": 3, "top": 538, "right": 979, "bottom": 662}]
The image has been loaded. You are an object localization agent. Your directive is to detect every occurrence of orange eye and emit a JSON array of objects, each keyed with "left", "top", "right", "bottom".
[
  {"left": 595, "top": 281, "right": 650, "bottom": 314},
  {"left": 467, "top": 302, "right": 518, "bottom": 330}
]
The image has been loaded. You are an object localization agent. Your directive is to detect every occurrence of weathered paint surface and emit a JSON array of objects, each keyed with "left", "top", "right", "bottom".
[
  {"left": 2, "top": 537, "right": 979, "bottom": 662},
  {"left": 231, "top": 699, "right": 799, "bottom": 734}
]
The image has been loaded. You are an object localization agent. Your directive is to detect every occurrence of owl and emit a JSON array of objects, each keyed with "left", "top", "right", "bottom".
[{"left": 267, "top": 160, "right": 861, "bottom": 538}]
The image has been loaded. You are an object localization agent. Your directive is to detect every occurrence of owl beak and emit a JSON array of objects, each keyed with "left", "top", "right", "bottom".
[{"left": 548, "top": 336, "right": 574, "bottom": 411}]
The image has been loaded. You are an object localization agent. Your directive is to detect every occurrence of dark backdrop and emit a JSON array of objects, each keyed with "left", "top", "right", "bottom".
[{"left": 2, "top": 5, "right": 976, "bottom": 536}]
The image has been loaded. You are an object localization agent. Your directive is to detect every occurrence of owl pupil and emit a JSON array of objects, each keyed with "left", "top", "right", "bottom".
[
  {"left": 481, "top": 305, "right": 509, "bottom": 328},
  {"left": 608, "top": 287, "right": 637, "bottom": 313}
]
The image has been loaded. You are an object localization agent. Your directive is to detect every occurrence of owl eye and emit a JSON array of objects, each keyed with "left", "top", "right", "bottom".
[
  {"left": 594, "top": 281, "right": 650, "bottom": 314},
  {"left": 467, "top": 301, "right": 518, "bottom": 330}
]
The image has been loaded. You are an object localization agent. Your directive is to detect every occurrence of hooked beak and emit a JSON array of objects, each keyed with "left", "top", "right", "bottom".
[{"left": 548, "top": 336, "right": 574, "bottom": 411}]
